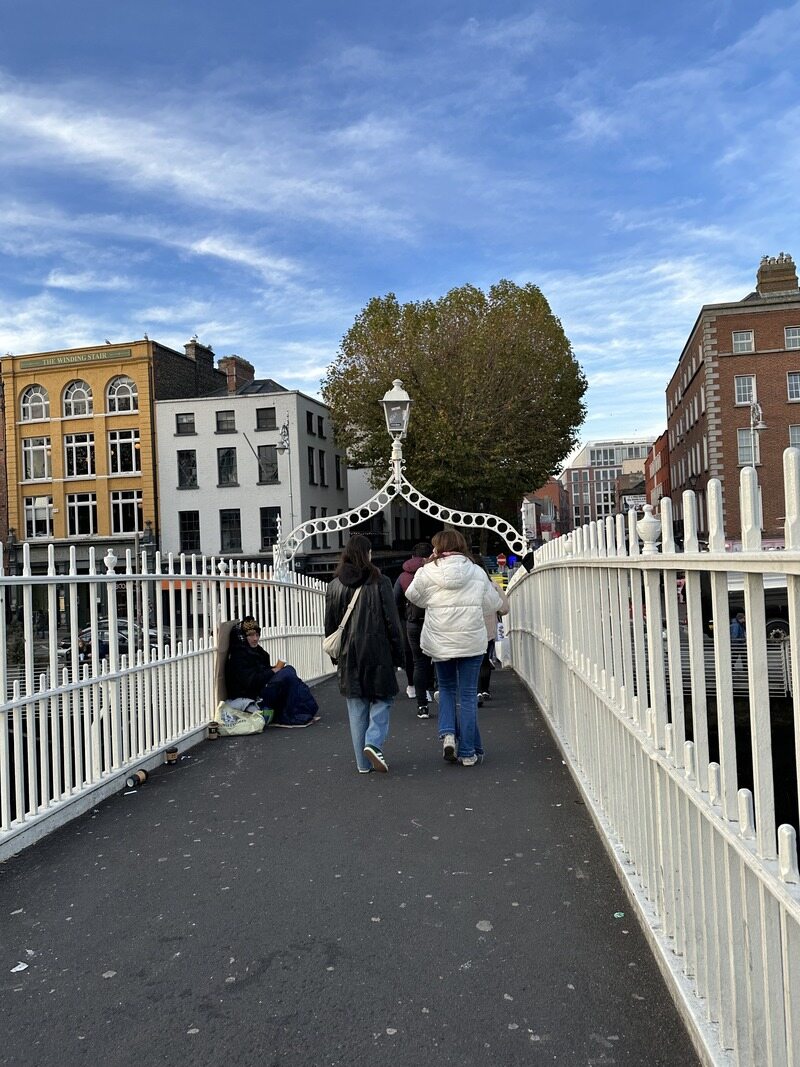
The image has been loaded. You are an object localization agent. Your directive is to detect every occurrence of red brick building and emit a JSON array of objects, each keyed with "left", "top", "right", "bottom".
[
  {"left": 667, "top": 253, "right": 800, "bottom": 543},
  {"left": 644, "top": 431, "right": 670, "bottom": 508}
]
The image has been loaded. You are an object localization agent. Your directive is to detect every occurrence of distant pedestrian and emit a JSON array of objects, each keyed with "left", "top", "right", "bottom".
[
  {"left": 471, "top": 550, "right": 510, "bottom": 705},
  {"left": 324, "top": 534, "right": 405, "bottom": 774},
  {"left": 406, "top": 529, "right": 504, "bottom": 767},
  {"left": 730, "top": 612, "right": 746, "bottom": 641},
  {"left": 394, "top": 542, "right": 435, "bottom": 718}
]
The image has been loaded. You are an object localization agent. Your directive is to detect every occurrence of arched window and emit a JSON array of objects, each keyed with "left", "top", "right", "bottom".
[
  {"left": 20, "top": 384, "right": 50, "bottom": 421},
  {"left": 106, "top": 375, "right": 138, "bottom": 413},
  {"left": 63, "top": 380, "right": 93, "bottom": 417}
]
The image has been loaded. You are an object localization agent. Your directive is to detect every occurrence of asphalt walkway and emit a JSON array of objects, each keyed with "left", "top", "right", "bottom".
[{"left": 0, "top": 669, "right": 699, "bottom": 1066}]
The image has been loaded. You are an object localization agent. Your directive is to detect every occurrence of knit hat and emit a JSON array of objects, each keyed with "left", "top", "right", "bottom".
[{"left": 241, "top": 616, "right": 260, "bottom": 636}]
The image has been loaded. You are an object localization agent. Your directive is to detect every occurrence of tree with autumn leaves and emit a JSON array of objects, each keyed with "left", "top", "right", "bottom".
[{"left": 322, "top": 280, "right": 586, "bottom": 527}]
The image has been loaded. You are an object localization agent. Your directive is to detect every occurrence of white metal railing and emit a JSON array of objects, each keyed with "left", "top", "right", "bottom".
[
  {"left": 0, "top": 542, "right": 332, "bottom": 859},
  {"left": 507, "top": 454, "right": 800, "bottom": 1066}
]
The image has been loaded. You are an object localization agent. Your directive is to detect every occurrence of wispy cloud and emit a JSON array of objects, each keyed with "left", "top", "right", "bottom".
[{"left": 44, "top": 269, "right": 131, "bottom": 291}]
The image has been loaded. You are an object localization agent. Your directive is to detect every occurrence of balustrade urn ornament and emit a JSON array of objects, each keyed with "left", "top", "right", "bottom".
[{"left": 636, "top": 504, "right": 662, "bottom": 556}]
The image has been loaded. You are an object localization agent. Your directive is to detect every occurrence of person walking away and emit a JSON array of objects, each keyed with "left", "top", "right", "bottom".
[
  {"left": 471, "top": 550, "right": 510, "bottom": 705},
  {"left": 394, "top": 542, "right": 436, "bottom": 718},
  {"left": 325, "top": 534, "right": 405, "bottom": 773},
  {"left": 406, "top": 529, "right": 503, "bottom": 766}
]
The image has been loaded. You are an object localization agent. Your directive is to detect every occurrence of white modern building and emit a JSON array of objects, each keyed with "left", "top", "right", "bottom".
[
  {"left": 155, "top": 365, "right": 348, "bottom": 568},
  {"left": 561, "top": 437, "right": 654, "bottom": 529}
]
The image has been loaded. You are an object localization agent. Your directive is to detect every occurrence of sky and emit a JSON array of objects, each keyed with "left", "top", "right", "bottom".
[{"left": 1, "top": 0, "right": 799, "bottom": 448}]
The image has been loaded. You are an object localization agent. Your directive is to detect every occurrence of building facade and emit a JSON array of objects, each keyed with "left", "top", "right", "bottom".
[
  {"left": 155, "top": 381, "right": 348, "bottom": 572},
  {"left": 0, "top": 338, "right": 226, "bottom": 573},
  {"left": 562, "top": 438, "right": 654, "bottom": 529},
  {"left": 644, "top": 431, "right": 670, "bottom": 509},
  {"left": 666, "top": 253, "right": 800, "bottom": 543}
]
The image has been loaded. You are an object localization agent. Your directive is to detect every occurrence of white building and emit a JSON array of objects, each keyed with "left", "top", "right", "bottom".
[
  {"left": 562, "top": 437, "right": 654, "bottom": 528},
  {"left": 155, "top": 369, "right": 348, "bottom": 567}
]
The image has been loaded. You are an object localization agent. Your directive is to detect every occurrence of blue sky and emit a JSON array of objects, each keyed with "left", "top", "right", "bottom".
[{"left": 1, "top": 1, "right": 799, "bottom": 446}]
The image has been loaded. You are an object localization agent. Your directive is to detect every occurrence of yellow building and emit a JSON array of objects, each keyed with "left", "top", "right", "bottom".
[{"left": 2, "top": 338, "right": 225, "bottom": 573}]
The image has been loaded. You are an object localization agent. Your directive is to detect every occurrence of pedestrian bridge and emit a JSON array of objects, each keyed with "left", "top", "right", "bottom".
[{"left": 3, "top": 461, "right": 800, "bottom": 1066}]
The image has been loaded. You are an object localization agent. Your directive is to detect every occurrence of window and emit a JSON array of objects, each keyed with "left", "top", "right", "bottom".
[
  {"left": 260, "top": 506, "right": 281, "bottom": 550},
  {"left": 306, "top": 411, "right": 316, "bottom": 435},
  {"left": 320, "top": 506, "right": 329, "bottom": 548},
  {"left": 737, "top": 428, "right": 759, "bottom": 465},
  {"left": 335, "top": 455, "right": 344, "bottom": 490},
  {"left": 732, "top": 330, "right": 754, "bottom": 353},
  {"left": 24, "top": 495, "right": 53, "bottom": 539},
  {"left": 310, "top": 505, "right": 318, "bottom": 549},
  {"left": 307, "top": 445, "right": 317, "bottom": 484},
  {"left": 110, "top": 489, "right": 143, "bottom": 534},
  {"left": 67, "top": 492, "right": 98, "bottom": 535},
  {"left": 65, "top": 432, "right": 95, "bottom": 477},
  {"left": 256, "top": 407, "right": 276, "bottom": 431},
  {"left": 177, "top": 450, "right": 198, "bottom": 488},
  {"left": 317, "top": 415, "right": 325, "bottom": 438},
  {"left": 107, "top": 375, "right": 138, "bottom": 412},
  {"left": 20, "top": 385, "right": 49, "bottom": 421},
  {"left": 789, "top": 372, "right": 800, "bottom": 401},
  {"left": 220, "top": 509, "right": 241, "bottom": 553},
  {"left": 109, "top": 429, "right": 140, "bottom": 474},
  {"left": 176, "top": 413, "right": 195, "bottom": 435},
  {"left": 179, "top": 511, "right": 201, "bottom": 553},
  {"left": 22, "top": 437, "right": 52, "bottom": 480},
  {"left": 337, "top": 509, "right": 345, "bottom": 548},
  {"left": 318, "top": 449, "right": 327, "bottom": 486},
  {"left": 786, "top": 327, "right": 800, "bottom": 350},
  {"left": 63, "top": 379, "right": 93, "bottom": 416},
  {"left": 216, "top": 410, "right": 236, "bottom": 433},
  {"left": 257, "top": 444, "right": 278, "bottom": 484},
  {"left": 217, "top": 447, "right": 238, "bottom": 486},
  {"left": 734, "top": 375, "right": 754, "bottom": 405},
  {"left": 791, "top": 426, "right": 800, "bottom": 448}
]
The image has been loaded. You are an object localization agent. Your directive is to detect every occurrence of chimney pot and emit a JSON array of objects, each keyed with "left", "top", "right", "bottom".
[{"left": 756, "top": 252, "right": 798, "bottom": 296}]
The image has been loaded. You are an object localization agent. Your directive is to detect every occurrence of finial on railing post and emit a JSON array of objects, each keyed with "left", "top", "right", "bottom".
[
  {"left": 636, "top": 504, "right": 662, "bottom": 556},
  {"left": 104, "top": 549, "right": 118, "bottom": 573}
]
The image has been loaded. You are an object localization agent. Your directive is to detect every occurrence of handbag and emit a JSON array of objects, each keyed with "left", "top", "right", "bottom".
[{"left": 323, "top": 586, "right": 363, "bottom": 662}]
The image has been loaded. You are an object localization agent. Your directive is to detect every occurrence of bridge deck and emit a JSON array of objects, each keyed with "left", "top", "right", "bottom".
[{"left": 1, "top": 670, "right": 698, "bottom": 1066}]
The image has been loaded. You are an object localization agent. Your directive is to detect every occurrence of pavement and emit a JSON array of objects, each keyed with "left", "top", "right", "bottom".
[{"left": 0, "top": 669, "right": 699, "bottom": 1067}]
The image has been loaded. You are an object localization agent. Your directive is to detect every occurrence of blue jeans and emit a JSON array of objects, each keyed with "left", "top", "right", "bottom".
[
  {"left": 346, "top": 696, "right": 393, "bottom": 771},
  {"left": 435, "top": 654, "right": 484, "bottom": 759}
]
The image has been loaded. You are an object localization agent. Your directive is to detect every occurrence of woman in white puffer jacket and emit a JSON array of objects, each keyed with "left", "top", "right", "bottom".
[{"left": 406, "top": 529, "right": 503, "bottom": 765}]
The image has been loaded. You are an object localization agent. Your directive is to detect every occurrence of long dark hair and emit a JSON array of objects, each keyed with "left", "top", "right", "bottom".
[{"left": 335, "top": 533, "right": 382, "bottom": 583}]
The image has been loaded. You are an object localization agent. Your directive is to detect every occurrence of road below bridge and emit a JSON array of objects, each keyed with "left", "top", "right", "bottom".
[{"left": 1, "top": 669, "right": 699, "bottom": 1066}]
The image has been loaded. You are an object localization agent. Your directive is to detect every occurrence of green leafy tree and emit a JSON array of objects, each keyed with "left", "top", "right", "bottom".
[{"left": 322, "top": 280, "right": 587, "bottom": 522}]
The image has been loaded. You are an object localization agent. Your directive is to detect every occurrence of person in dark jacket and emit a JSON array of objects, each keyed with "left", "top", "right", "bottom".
[
  {"left": 324, "top": 534, "right": 405, "bottom": 773},
  {"left": 225, "top": 616, "right": 319, "bottom": 727},
  {"left": 394, "top": 542, "right": 435, "bottom": 718}
]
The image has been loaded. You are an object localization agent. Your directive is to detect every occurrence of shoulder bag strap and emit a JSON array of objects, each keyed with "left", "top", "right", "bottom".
[{"left": 338, "top": 584, "right": 363, "bottom": 634}]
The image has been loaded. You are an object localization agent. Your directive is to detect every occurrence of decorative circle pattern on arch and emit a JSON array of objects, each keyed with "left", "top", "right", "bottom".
[{"left": 277, "top": 474, "right": 525, "bottom": 564}]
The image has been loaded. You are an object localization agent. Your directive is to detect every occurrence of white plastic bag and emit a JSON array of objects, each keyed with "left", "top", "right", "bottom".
[{"left": 216, "top": 699, "right": 265, "bottom": 736}]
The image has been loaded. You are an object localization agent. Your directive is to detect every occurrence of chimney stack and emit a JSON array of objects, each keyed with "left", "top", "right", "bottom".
[
  {"left": 218, "top": 355, "right": 255, "bottom": 393},
  {"left": 756, "top": 252, "right": 798, "bottom": 296},
  {"left": 184, "top": 336, "right": 215, "bottom": 368}
]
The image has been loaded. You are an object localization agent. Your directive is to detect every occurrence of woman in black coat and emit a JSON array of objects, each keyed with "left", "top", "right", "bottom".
[
  {"left": 324, "top": 534, "right": 405, "bottom": 773},
  {"left": 225, "top": 616, "right": 319, "bottom": 727}
]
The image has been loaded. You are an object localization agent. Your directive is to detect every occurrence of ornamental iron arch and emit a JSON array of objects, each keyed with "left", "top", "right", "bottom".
[{"left": 272, "top": 431, "right": 526, "bottom": 578}]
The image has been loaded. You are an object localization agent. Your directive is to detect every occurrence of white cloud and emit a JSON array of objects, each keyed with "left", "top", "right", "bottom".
[{"left": 44, "top": 269, "right": 130, "bottom": 292}]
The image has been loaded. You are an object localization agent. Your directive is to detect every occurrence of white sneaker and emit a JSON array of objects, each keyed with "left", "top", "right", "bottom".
[
  {"left": 460, "top": 754, "right": 478, "bottom": 767},
  {"left": 433, "top": 690, "right": 439, "bottom": 702},
  {"left": 406, "top": 685, "right": 416, "bottom": 699},
  {"left": 442, "top": 734, "right": 457, "bottom": 762}
]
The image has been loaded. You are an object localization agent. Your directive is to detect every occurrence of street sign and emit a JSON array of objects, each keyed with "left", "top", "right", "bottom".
[{"left": 496, "top": 553, "right": 507, "bottom": 568}]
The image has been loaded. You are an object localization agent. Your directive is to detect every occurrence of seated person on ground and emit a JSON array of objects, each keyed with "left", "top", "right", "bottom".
[{"left": 224, "top": 615, "right": 320, "bottom": 728}]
